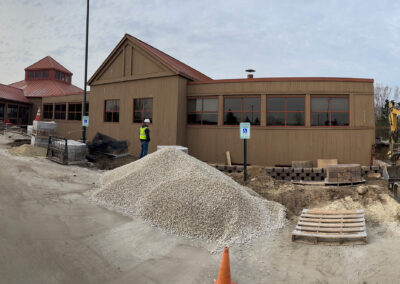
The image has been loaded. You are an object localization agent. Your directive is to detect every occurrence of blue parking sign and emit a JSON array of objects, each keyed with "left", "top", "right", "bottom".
[{"left": 240, "top": 122, "right": 250, "bottom": 139}]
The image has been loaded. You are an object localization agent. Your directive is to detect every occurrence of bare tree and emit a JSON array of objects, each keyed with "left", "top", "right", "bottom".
[{"left": 374, "top": 83, "right": 392, "bottom": 119}]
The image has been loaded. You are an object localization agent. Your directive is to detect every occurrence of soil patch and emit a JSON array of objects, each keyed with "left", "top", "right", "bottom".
[{"left": 8, "top": 144, "right": 47, "bottom": 157}]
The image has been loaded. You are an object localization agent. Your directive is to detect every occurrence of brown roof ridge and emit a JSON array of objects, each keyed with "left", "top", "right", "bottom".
[
  {"left": 25, "top": 56, "right": 72, "bottom": 75},
  {"left": 188, "top": 77, "right": 374, "bottom": 85},
  {"left": 125, "top": 34, "right": 211, "bottom": 81}
]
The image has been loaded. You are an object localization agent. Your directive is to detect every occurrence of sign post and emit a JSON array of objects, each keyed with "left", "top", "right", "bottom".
[{"left": 240, "top": 122, "right": 251, "bottom": 183}]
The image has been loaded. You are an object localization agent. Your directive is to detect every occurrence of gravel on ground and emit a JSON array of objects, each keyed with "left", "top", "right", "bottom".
[{"left": 93, "top": 147, "right": 287, "bottom": 248}]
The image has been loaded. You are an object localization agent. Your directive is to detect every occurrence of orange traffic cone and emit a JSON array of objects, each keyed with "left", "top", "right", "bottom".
[
  {"left": 214, "top": 247, "right": 236, "bottom": 284},
  {"left": 35, "top": 107, "right": 41, "bottom": 121}
]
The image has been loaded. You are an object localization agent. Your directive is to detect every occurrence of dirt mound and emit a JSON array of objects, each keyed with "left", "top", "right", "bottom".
[
  {"left": 93, "top": 148, "right": 286, "bottom": 247},
  {"left": 8, "top": 144, "right": 47, "bottom": 157},
  {"left": 229, "top": 167, "right": 400, "bottom": 224}
]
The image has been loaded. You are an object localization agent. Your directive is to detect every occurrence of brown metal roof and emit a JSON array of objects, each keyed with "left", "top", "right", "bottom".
[
  {"left": 9, "top": 80, "right": 83, "bottom": 98},
  {"left": 0, "top": 83, "right": 31, "bottom": 103},
  {"left": 88, "top": 34, "right": 211, "bottom": 84},
  {"left": 188, "top": 77, "right": 374, "bottom": 85},
  {"left": 25, "top": 56, "right": 72, "bottom": 75}
]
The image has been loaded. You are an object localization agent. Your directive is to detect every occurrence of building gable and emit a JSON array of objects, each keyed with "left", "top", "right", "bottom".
[{"left": 89, "top": 38, "right": 176, "bottom": 85}]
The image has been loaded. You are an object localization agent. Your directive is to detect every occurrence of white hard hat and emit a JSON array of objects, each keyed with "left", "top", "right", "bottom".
[{"left": 144, "top": 118, "right": 151, "bottom": 123}]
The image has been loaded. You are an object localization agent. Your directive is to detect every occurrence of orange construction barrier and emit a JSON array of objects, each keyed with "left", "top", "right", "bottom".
[
  {"left": 214, "top": 247, "right": 236, "bottom": 284},
  {"left": 35, "top": 107, "right": 41, "bottom": 121}
]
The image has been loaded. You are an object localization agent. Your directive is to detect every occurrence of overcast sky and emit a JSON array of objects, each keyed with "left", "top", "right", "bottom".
[{"left": 0, "top": 0, "right": 399, "bottom": 89}]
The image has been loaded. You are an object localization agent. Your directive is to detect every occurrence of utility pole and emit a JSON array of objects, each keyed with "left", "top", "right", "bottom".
[{"left": 81, "top": 0, "right": 89, "bottom": 143}]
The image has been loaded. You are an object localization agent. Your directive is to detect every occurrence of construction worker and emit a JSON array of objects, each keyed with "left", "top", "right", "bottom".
[{"left": 139, "top": 118, "right": 151, "bottom": 158}]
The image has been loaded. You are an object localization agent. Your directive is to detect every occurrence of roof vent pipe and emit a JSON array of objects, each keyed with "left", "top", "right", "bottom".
[{"left": 245, "top": 69, "right": 255, "bottom": 79}]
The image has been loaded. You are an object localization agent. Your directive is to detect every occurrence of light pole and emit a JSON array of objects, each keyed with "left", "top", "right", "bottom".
[{"left": 81, "top": 0, "right": 89, "bottom": 142}]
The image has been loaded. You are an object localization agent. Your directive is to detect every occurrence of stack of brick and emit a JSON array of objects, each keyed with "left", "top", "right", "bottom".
[
  {"left": 326, "top": 164, "right": 362, "bottom": 183},
  {"left": 210, "top": 164, "right": 382, "bottom": 182},
  {"left": 31, "top": 121, "right": 56, "bottom": 148},
  {"left": 265, "top": 167, "right": 325, "bottom": 181}
]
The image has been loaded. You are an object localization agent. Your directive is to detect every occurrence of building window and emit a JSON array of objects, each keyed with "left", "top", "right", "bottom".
[
  {"left": 55, "top": 71, "right": 60, "bottom": 80},
  {"left": 7, "top": 104, "right": 18, "bottom": 124},
  {"left": 68, "top": 103, "right": 82, "bottom": 121},
  {"left": 311, "top": 97, "right": 349, "bottom": 126},
  {"left": 43, "top": 104, "right": 53, "bottom": 119},
  {"left": 104, "top": 100, "right": 119, "bottom": 122},
  {"left": 0, "top": 103, "right": 4, "bottom": 120},
  {"left": 43, "top": 70, "right": 49, "bottom": 78},
  {"left": 35, "top": 71, "right": 42, "bottom": 79},
  {"left": 187, "top": 97, "right": 218, "bottom": 125},
  {"left": 28, "top": 71, "right": 34, "bottom": 79},
  {"left": 54, "top": 104, "right": 66, "bottom": 120},
  {"left": 224, "top": 96, "right": 260, "bottom": 125},
  {"left": 65, "top": 75, "right": 70, "bottom": 83},
  {"left": 133, "top": 98, "right": 152, "bottom": 123},
  {"left": 267, "top": 97, "right": 305, "bottom": 126},
  {"left": 18, "top": 106, "right": 29, "bottom": 125}
]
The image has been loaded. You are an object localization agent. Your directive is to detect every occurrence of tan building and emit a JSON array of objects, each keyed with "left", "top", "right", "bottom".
[{"left": 83, "top": 33, "right": 375, "bottom": 166}]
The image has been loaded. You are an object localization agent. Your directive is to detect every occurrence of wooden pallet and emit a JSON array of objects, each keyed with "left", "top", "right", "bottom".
[{"left": 292, "top": 209, "right": 367, "bottom": 245}]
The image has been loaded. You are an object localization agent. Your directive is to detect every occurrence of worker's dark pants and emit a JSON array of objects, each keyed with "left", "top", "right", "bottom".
[{"left": 140, "top": 140, "right": 149, "bottom": 158}]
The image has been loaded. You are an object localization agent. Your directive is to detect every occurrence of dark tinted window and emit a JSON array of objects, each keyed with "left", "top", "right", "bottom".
[
  {"left": 287, "top": 98, "right": 304, "bottom": 111},
  {"left": 43, "top": 104, "right": 53, "bottom": 119},
  {"left": 311, "top": 97, "right": 349, "bottom": 126},
  {"left": 134, "top": 98, "right": 152, "bottom": 123},
  {"left": 224, "top": 97, "right": 260, "bottom": 125},
  {"left": 267, "top": 98, "right": 285, "bottom": 111},
  {"left": 224, "top": 98, "right": 241, "bottom": 111},
  {"left": 43, "top": 70, "right": 49, "bottom": 78},
  {"left": 104, "top": 100, "right": 119, "bottom": 122},
  {"left": 311, "top": 98, "right": 329, "bottom": 111},
  {"left": 267, "top": 97, "right": 305, "bottom": 126},
  {"left": 331, "top": 98, "right": 348, "bottom": 111},
  {"left": 187, "top": 98, "right": 218, "bottom": 125},
  {"left": 54, "top": 104, "right": 66, "bottom": 120}
]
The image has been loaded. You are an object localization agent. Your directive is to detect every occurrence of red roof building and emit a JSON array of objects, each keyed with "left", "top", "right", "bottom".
[
  {"left": 0, "top": 56, "right": 84, "bottom": 125},
  {"left": 10, "top": 56, "right": 83, "bottom": 98}
]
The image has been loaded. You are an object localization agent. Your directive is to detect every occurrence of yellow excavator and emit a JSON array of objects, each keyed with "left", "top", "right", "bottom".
[{"left": 387, "top": 101, "right": 400, "bottom": 202}]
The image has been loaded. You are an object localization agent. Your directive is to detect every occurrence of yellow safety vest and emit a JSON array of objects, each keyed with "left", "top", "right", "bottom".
[{"left": 139, "top": 126, "right": 148, "bottom": 140}]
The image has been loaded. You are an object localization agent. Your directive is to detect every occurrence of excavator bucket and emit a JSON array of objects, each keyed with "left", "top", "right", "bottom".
[{"left": 387, "top": 165, "right": 400, "bottom": 202}]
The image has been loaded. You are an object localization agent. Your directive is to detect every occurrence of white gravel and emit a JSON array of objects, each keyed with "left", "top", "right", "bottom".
[{"left": 93, "top": 147, "right": 287, "bottom": 247}]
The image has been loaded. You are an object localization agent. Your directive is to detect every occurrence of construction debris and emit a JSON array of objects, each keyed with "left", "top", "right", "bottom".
[
  {"left": 93, "top": 147, "right": 286, "bottom": 247},
  {"left": 87, "top": 132, "right": 129, "bottom": 157}
]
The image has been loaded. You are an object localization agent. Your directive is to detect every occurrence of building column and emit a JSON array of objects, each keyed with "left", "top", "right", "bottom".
[
  {"left": 305, "top": 94, "right": 311, "bottom": 127},
  {"left": 218, "top": 95, "right": 224, "bottom": 127},
  {"left": 261, "top": 94, "right": 267, "bottom": 126}
]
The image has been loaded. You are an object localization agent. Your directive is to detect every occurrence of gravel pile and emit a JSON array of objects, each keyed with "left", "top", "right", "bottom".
[
  {"left": 8, "top": 144, "right": 47, "bottom": 157},
  {"left": 94, "top": 147, "right": 286, "bottom": 246}
]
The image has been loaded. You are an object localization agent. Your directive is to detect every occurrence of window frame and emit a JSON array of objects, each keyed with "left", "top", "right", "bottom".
[
  {"left": 43, "top": 103, "right": 54, "bottom": 120},
  {"left": 67, "top": 102, "right": 82, "bottom": 121},
  {"left": 133, "top": 98, "right": 153, "bottom": 124},
  {"left": 104, "top": 99, "right": 120, "bottom": 123},
  {"left": 187, "top": 96, "right": 218, "bottom": 126},
  {"left": 7, "top": 104, "right": 18, "bottom": 124},
  {"left": 54, "top": 103, "right": 67, "bottom": 120},
  {"left": 310, "top": 96, "right": 350, "bottom": 127},
  {"left": 223, "top": 96, "right": 261, "bottom": 126},
  {"left": 266, "top": 95, "right": 306, "bottom": 127}
]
